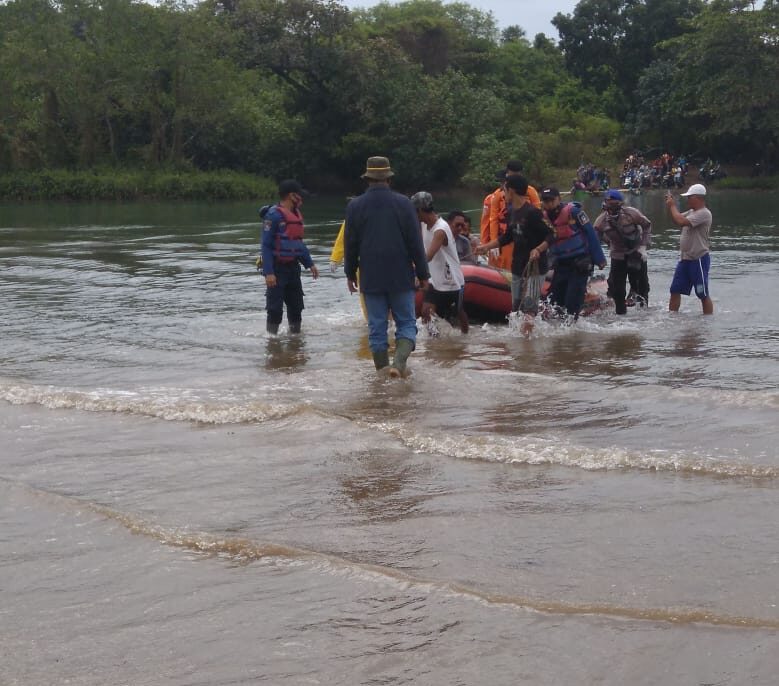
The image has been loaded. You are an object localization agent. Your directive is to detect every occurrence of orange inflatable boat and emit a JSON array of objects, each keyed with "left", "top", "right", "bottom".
[
  {"left": 414, "top": 264, "right": 511, "bottom": 322},
  {"left": 415, "top": 265, "right": 611, "bottom": 322}
]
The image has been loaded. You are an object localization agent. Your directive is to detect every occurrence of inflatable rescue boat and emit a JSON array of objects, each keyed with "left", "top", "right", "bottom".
[{"left": 415, "top": 265, "right": 611, "bottom": 322}]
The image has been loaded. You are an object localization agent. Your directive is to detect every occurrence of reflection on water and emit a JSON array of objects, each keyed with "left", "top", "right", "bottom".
[
  {"left": 421, "top": 336, "right": 471, "bottom": 368},
  {"left": 600, "top": 332, "right": 643, "bottom": 359},
  {"left": 586, "top": 333, "right": 645, "bottom": 379},
  {"left": 670, "top": 327, "right": 709, "bottom": 358},
  {"left": 355, "top": 332, "right": 375, "bottom": 362},
  {"left": 264, "top": 335, "right": 308, "bottom": 371},
  {"left": 337, "top": 451, "right": 425, "bottom": 523}
]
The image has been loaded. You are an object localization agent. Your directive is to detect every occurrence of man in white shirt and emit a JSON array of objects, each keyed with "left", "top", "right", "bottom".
[
  {"left": 665, "top": 183, "right": 713, "bottom": 315},
  {"left": 411, "top": 192, "right": 469, "bottom": 333}
]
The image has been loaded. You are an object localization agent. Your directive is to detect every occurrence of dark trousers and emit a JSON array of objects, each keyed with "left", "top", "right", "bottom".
[
  {"left": 550, "top": 259, "right": 589, "bottom": 318},
  {"left": 266, "top": 262, "right": 304, "bottom": 326},
  {"left": 608, "top": 257, "right": 649, "bottom": 314}
]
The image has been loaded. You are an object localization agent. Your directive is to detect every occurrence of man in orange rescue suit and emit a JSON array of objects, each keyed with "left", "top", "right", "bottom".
[
  {"left": 482, "top": 160, "right": 541, "bottom": 270},
  {"left": 260, "top": 179, "right": 319, "bottom": 334}
]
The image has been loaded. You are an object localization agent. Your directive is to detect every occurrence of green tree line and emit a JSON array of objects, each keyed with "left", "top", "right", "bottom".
[{"left": 1, "top": 0, "right": 777, "bottom": 195}]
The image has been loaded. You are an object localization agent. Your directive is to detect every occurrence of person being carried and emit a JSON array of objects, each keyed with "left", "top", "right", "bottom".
[
  {"left": 344, "top": 156, "right": 430, "bottom": 377},
  {"left": 447, "top": 210, "right": 477, "bottom": 265},
  {"left": 665, "top": 183, "right": 714, "bottom": 315},
  {"left": 260, "top": 179, "right": 319, "bottom": 334},
  {"left": 538, "top": 187, "right": 606, "bottom": 320},
  {"left": 476, "top": 175, "right": 550, "bottom": 335},
  {"left": 593, "top": 189, "right": 652, "bottom": 314},
  {"left": 413, "top": 193, "right": 468, "bottom": 334}
]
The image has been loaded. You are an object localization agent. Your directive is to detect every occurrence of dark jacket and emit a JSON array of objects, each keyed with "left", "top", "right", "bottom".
[{"left": 344, "top": 185, "right": 430, "bottom": 294}]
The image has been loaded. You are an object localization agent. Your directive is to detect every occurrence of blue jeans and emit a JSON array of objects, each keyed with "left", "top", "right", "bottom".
[{"left": 363, "top": 291, "right": 417, "bottom": 353}]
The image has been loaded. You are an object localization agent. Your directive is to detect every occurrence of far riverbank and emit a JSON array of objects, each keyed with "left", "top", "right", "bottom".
[
  {"left": 0, "top": 169, "right": 277, "bottom": 202},
  {"left": 2, "top": 167, "right": 777, "bottom": 203}
]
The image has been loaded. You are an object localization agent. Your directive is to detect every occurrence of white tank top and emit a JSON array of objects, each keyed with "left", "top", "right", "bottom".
[{"left": 422, "top": 217, "right": 465, "bottom": 291}]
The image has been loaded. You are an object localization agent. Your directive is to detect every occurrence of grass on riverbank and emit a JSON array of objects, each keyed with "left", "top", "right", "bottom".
[
  {"left": 0, "top": 169, "right": 277, "bottom": 201},
  {"left": 716, "top": 175, "right": 779, "bottom": 190}
]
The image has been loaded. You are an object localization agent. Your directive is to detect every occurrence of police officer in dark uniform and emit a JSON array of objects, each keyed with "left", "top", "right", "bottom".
[
  {"left": 260, "top": 179, "right": 319, "bottom": 334},
  {"left": 538, "top": 187, "right": 606, "bottom": 319}
]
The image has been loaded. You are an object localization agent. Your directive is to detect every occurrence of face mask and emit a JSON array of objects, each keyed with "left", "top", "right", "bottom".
[{"left": 546, "top": 205, "right": 561, "bottom": 221}]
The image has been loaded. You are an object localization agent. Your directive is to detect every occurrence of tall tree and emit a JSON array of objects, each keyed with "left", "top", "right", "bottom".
[
  {"left": 552, "top": 0, "right": 702, "bottom": 117},
  {"left": 354, "top": 0, "right": 498, "bottom": 77},
  {"left": 662, "top": 0, "right": 779, "bottom": 164}
]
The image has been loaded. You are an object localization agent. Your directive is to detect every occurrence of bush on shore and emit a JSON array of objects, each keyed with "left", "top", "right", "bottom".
[
  {"left": 0, "top": 170, "right": 277, "bottom": 202},
  {"left": 716, "top": 175, "right": 779, "bottom": 191}
]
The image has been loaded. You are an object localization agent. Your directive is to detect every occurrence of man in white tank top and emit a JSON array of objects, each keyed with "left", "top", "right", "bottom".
[{"left": 411, "top": 191, "right": 468, "bottom": 333}]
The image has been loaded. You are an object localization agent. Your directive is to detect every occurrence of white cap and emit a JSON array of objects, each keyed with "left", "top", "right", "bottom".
[{"left": 681, "top": 183, "right": 707, "bottom": 197}]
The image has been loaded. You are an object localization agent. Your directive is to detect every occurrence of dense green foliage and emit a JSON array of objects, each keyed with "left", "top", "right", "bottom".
[
  {"left": 0, "top": 0, "right": 777, "bottom": 197},
  {"left": 0, "top": 169, "right": 276, "bottom": 200}
]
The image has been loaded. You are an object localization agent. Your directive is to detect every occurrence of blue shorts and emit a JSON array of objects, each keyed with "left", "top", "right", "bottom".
[{"left": 670, "top": 254, "right": 711, "bottom": 299}]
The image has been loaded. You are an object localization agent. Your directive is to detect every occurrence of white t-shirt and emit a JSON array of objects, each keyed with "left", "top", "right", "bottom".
[
  {"left": 680, "top": 207, "right": 712, "bottom": 260},
  {"left": 422, "top": 217, "right": 465, "bottom": 292}
]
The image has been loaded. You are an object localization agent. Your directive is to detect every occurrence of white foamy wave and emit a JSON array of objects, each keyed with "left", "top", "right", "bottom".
[
  {"left": 372, "top": 421, "right": 777, "bottom": 479},
  {"left": 0, "top": 382, "right": 299, "bottom": 424},
  {"left": 496, "top": 307, "right": 671, "bottom": 338}
]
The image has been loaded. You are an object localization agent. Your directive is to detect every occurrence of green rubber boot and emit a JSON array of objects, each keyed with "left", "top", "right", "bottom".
[
  {"left": 372, "top": 350, "right": 390, "bottom": 370},
  {"left": 389, "top": 338, "right": 414, "bottom": 378}
]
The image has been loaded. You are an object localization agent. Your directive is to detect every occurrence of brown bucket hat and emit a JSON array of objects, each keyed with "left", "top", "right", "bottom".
[{"left": 362, "top": 156, "right": 394, "bottom": 180}]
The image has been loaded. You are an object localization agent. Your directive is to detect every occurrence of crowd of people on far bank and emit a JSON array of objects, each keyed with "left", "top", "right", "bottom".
[
  {"left": 258, "top": 155, "right": 714, "bottom": 377},
  {"left": 620, "top": 152, "right": 728, "bottom": 191},
  {"left": 621, "top": 152, "right": 689, "bottom": 190}
]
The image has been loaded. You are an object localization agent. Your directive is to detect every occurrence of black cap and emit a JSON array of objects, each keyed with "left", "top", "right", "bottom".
[
  {"left": 278, "top": 179, "right": 304, "bottom": 197},
  {"left": 505, "top": 160, "right": 524, "bottom": 173},
  {"left": 540, "top": 187, "right": 560, "bottom": 199},
  {"left": 504, "top": 175, "right": 529, "bottom": 195}
]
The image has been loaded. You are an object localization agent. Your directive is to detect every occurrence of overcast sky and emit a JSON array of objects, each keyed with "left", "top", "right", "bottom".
[{"left": 340, "top": 0, "right": 581, "bottom": 39}]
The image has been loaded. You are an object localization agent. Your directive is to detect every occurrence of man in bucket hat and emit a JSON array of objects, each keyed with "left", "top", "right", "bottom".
[
  {"left": 344, "top": 156, "right": 430, "bottom": 377},
  {"left": 665, "top": 183, "right": 713, "bottom": 314}
]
